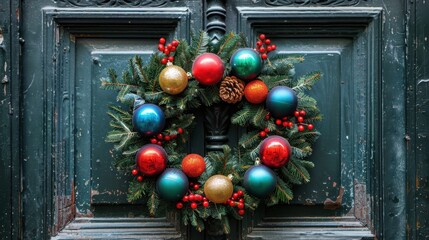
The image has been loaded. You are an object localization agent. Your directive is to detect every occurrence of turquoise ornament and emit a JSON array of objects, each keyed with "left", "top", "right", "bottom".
[
  {"left": 230, "top": 48, "right": 263, "bottom": 81},
  {"left": 243, "top": 165, "right": 277, "bottom": 198},
  {"left": 266, "top": 86, "right": 298, "bottom": 118},
  {"left": 156, "top": 168, "right": 189, "bottom": 202},
  {"left": 132, "top": 103, "right": 165, "bottom": 136}
]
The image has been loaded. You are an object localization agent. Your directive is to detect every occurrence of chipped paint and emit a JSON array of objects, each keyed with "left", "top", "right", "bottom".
[{"left": 323, "top": 186, "right": 344, "bottom": 210}]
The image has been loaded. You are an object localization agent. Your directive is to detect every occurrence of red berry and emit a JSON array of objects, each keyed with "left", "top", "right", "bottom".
[
  {"left": 164, "top": 135, "right": 171, "bottom": 141},
  {"left": 233, "top": 193, "right": 239, "bottom": 200},
  {"left": 239, "top": 198, "right": 244, "bottom": 203},
  {"left": 299, "top": 110, "right": 306, "bottom": 116},
  {"left": 256, "top": 40, "right": 263, "bottom": 47},
  {"left": 158, "top": 44, "right": 165, "bottom": 52},
  {"left": 131, "top": 169, "right": 139, "bottom": 176},
  {"left": 264, "top": 128, "right": 270, "bottom": 133},
  {"left": 172, "top": 40, "right": 179, "bottom": 47},
  {"left": 265, "top": 114, "right": 271, "bottom": 120},
  {"left": 261, "top": 53, "right": 268, "bottom": 60},
  {"left": 282, "top": 121, "right": 288, "bottom": 127},
  {"left": 294, "top": 111, "right": 300, "bottom": 117},
  {"left": 171, "top": 46, "right": 176, "bottom": 52},
  {"left": 271, "top": 44, "right": 276, "bottom": 50},
  {"left": 288, "top": 122, "right": 294, "bottom": 128},
  {"left": 229, "top": 201, "right": 236, "bottom": 207},
  {"left": 237, "top": 203, "right": 245, "bottom": 209},
  {"left": 191, "top": 202, "right": 198, "bottom": 209},
  {"left": 157, "top": 133, "right": 163, "bottom": 140},
  {"left": 150, "top": 138, "right": 157, "bottom": 144},
  {"left": 275, "top": 119, "right": 282, "bottom": 125},
  {"left": 259, "top": 131, "right": 267, "bottom": 137},
  {"left": 307, "top": 124, "right": 314, "bottom": 130},
  {"left": 265, "top": 39, "right": 271, "bottom": 45},
  {"left": 237, "top": 190, "right": 244, "bottom": 197},
  {"left": 188, "top": 194, "right": 195, "bottom": 202},
  {"left": 167, "top": 44, "right": 172, "bottom": 50},
  {"left": 171, "top": 134, "right": 177, "bottom": 139},
  {"left": 195, "top": 194, "right": 203, "bottom": 202},
  {"left": 176, "top": 202, "right": 183, "bottom": 209},
  {"left": 168, "top": 56, "right": 174, "bottom": 62},
  {"left": 267, "top": 46, "right": 273, "bottom": 52},
  {"left": 297, "top": 116, "right": 304, "bottom": 123},
  {"left": 259, "top": 47, "right": 265, "bottom": 53},
  {"left": 161, "top": 58, "right": 168, "bottom": 65},
  {"left": 177, "top": 128, "right": 184, "bottom": 134},
  {"left": 157, "top": 141, "right": 162, "bottom": 146},
  {"left": 282, "top": 117, "right": 288, "bottom": 121},
  {"left": 163, "top": 49, "right": 170, "bottom": 55},
  {"left": 193, "top": 184, "right": 200, "bottom": 190},
  {"left": 203, "top": 201, "right": 209, "bottom": 207},
  {"left": 203, "top": 197, "right": 207, "bottom": 201},
  {"left": 190, "top": 182, "right": 194, "bottom": 186},
  {"left": 238, "top": 210, "right": 245, "bottom": 216},
  {"left": 259, "top": 34, "right": 266, "bottom": 40},
  {"left": 159, "top": 38, "right": 166, "bottom": 44},
  {"left": 226, "top": 199, "right": 231, "bottom": 205},
  {"left": 137, "top": 176, "right": 143, "bottom": 182},
  {"left": 182, "top": 196, "right": 189, "bottom": 202},
  {"left": 298, "top": 125, "right": 305, "bottom": 132}
]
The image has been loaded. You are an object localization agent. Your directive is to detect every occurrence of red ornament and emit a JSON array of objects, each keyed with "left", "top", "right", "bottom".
[
  {"left": 259, "top": 136, "right": 292, "bottom": 168},
  {"left": 307, "top": 124, "right": 314, "bottom": 130},
  {"left": 136, "top": 144, "right": 168, "bottom": 176},
  {"left": 176, "top": 202, "right": 183, "bottom": 209},
  {"left": 182, "top": 154, "right": 206, "bottom": 178},
  {"left": 191, "top": 202, "right": 198, "bottom": 209},
  {"left": 244, "top": 80, "right": 269, "bottom": 104},
  {"left": 192, "top": 53, "right": 225, "bottom": 85}
]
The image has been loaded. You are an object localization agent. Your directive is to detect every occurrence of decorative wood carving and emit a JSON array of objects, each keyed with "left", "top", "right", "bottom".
[
  {"left": 264, "top": 0, "right": 367, "bottom": 6},
  {"left": 204, "top": 104, "right": 231, "bottom": 152},
  {"left": 205, "top": 0, "right": 226, "bottom": 44},
  {"left": 54, "top": 0, "right": 172, "bottom": 7}
]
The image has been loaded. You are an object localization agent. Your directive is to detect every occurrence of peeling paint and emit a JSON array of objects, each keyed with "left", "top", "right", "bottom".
[{"left": 323, "top": 186, "right": 344, "bottom": 210}]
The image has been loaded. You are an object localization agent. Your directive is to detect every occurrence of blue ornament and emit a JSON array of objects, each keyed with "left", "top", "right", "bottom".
[
  {"left": 243, "top": 165, "right": 277, "bottom": 198},
  {"left": 132, "top": 103, "right": 165, "bottom": 135},
  {"left": 230, "top": 48, "right": 263, "bottom": 81},
  {"left": 266, "top": 86, "right": 298, "bottom": 118},
  {"left": 156, "top": 168, "right": 189, "bottom": 202}
]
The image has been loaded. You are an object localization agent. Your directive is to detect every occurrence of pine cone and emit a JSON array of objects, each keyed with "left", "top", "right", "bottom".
[{"left": 219, "top": 76, "right": 245, "bottom": 104}]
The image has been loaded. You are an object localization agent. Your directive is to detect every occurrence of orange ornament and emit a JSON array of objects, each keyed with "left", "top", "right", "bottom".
[
  {"left": 181, "top": 154, "right": 206, "bottom": 178},
  {"left": 244, "top": 80, "right": 268, "bottom": 104}
]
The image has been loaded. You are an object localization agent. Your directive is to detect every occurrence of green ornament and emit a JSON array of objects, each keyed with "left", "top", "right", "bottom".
[
  {"left": 230, "top": 48, "right": 263, "bottom": 81},
  {"left": 156, "top": 168, "right": 189, "bottom": 202}
]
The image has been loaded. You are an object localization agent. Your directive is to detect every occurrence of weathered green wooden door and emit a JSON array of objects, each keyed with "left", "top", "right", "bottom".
[{"left": 2, "top": 0, "right": 424, "bottom": 239}]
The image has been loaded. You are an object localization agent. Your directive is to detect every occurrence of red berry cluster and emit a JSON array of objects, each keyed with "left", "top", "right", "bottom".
[
  {"left": 293, "top": 110, "right": 314, "bottom": 132},
  {"left": 150, "top": 128, "right": 184, "bottom": 146},
  {"left": 131, "top": 169, "right": 144, "bottom": 182},
  {"left": 158, "top": 38, "right": 180, "bottom": 65},
  {"left": 225, "top": 190, "right": 246, "bottom": 216},
  {"left": 261, "top": 110, "right": 314, "bottom": 137},
  {"left": 176, "top": 182, "right": 210, "bottom": 210},
  {"left": 256, "top": 34, "right": 276, "bottom": 60}
]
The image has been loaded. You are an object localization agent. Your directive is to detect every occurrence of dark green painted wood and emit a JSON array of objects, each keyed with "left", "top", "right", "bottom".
[
  {"left": 0, "top": 0, "right": 21, "bottom": 239},
  {"left": 407, "top": 0, "right": 429, "bottom": 239}
]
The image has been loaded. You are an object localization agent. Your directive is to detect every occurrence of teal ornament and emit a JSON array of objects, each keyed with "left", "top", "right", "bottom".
[
  {"left": 243, "top": 165, "right": 277, "bottom": 198},
  {"left": 230, "top": 48, "right": 263, "bottom": 81},
  {"left": 156, "top": 168, "right": 189, "bottom": 202},
  {"left": 266, "top": 86, "right": 298, "bottom": 118},
  {"left": 132, "top": 103, "right": 165, "bottom": 136}
]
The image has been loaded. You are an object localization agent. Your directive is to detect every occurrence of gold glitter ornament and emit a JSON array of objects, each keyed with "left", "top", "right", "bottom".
[
  {"left": 159, "top": 64, "right": 188, "bottom": 95},
  {"left": 203, "top": 175, "right": 234, "bottom": 203}
]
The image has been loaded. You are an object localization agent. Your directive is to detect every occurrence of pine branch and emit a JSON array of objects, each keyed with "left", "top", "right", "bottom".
[{"left": 293, "top": 72, "right": 321, "bottom": 92}]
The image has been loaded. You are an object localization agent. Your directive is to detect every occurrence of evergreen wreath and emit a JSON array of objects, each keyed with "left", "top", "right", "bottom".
[{"left": 101, "top": 31, "right": 322, "bottom": 233}]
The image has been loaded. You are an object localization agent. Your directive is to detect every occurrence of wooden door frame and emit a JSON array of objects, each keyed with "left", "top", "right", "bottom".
[{"left": 2, "top": 0, "right": 428, "bottom": 239}]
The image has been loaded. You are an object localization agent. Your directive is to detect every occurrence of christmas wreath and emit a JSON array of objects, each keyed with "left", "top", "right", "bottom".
[{"left": 102, "top": 31, "right": 322, "bottom": 232}]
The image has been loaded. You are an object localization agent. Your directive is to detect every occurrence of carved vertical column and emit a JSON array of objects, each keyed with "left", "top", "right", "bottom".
[
  {"left": 205, "top": 0, "right": 226, "bottom": 44},
  {"left": 204, "top": 1, "right": 229, "bottom": 239}
]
